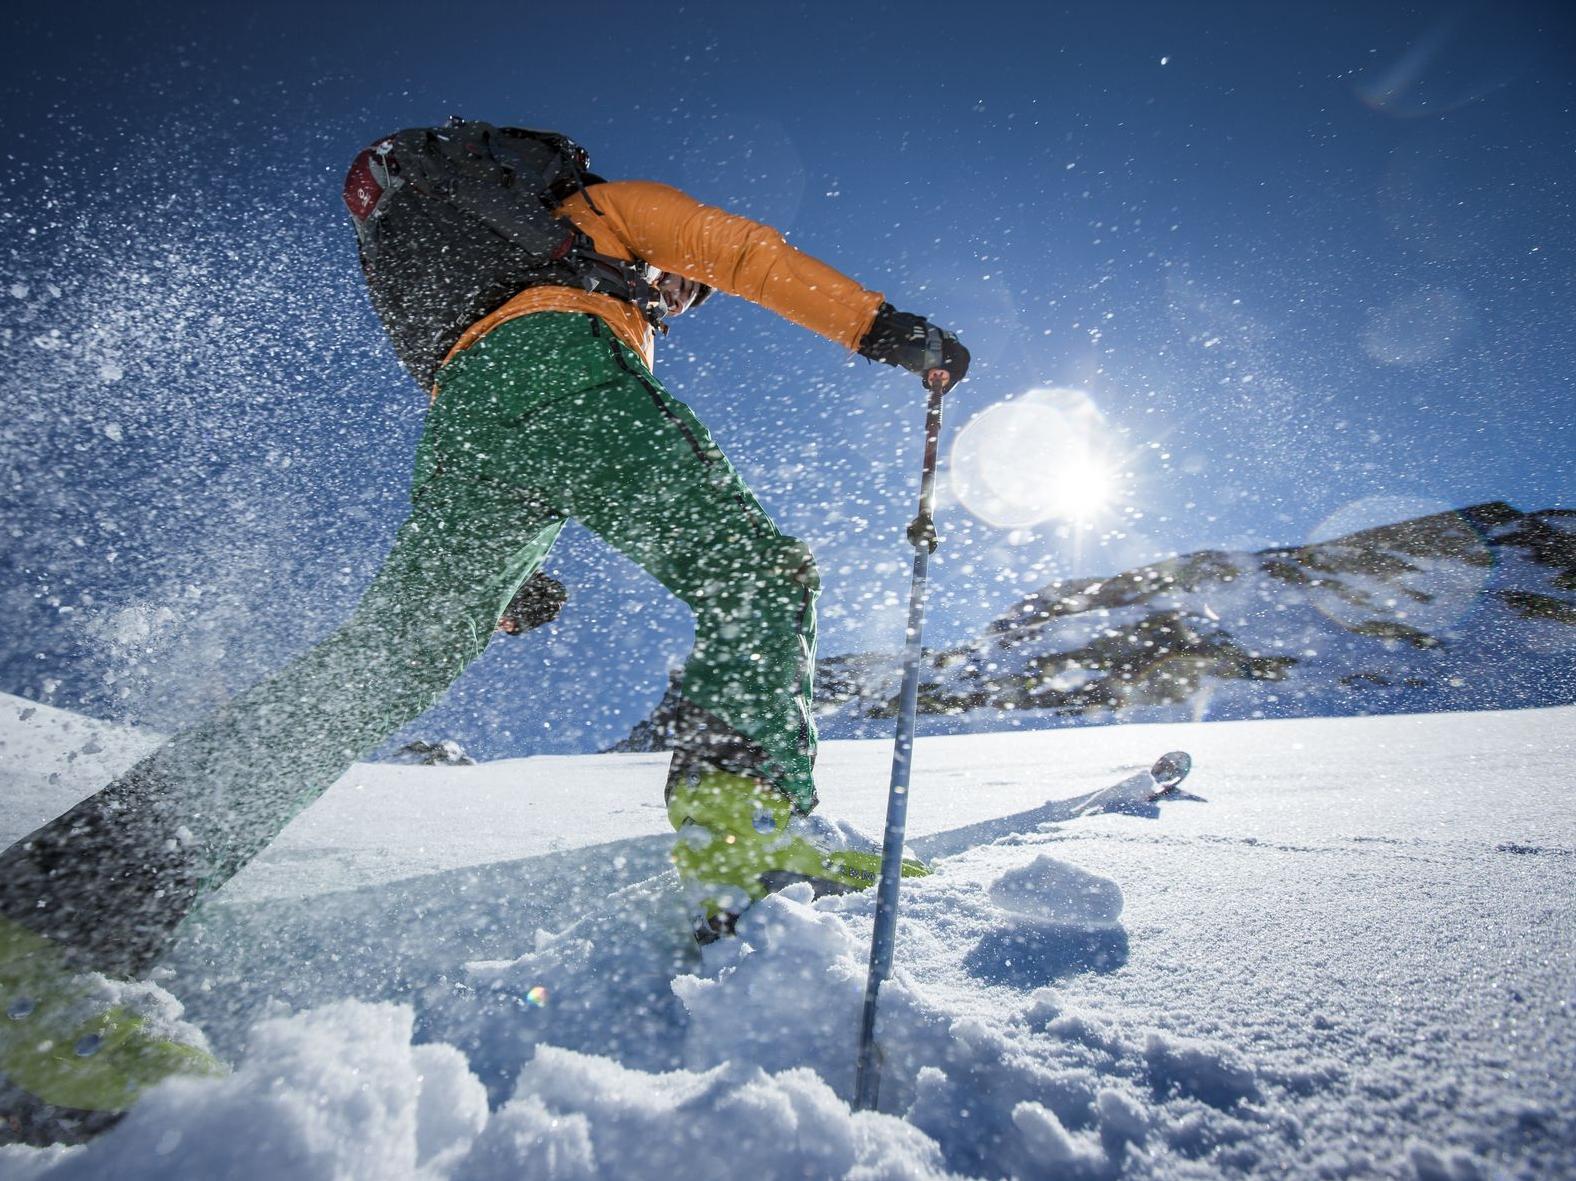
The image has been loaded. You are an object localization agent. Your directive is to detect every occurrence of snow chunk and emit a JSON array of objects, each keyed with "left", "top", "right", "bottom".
[
  {"left": 1407, "top": 1141, "right": 1488, "bottom": 1181},
  {"left": 1011, "top": 1101, "right": 1108, "bottom": 1173},
  {"left": 57, "top": 970, "right": 213, "bottom": 1057},
  {"left": 412, "top": 1042, "right": 491, "bottom": 1173},
  {"left": 1096, "top": 1087, "right": 1152, "bottom": 1147},
  {"left": 454, "top": 1093, "right": 596, "bottom": 1181},
  {"left": 476, "top": 1046, "right": 950, "bottom": 1181},
  {"left": 10, "top": 1001, "right": 486, "bottom": 1180},
  {"left": 988, "top": 855, "right": 1124, "bottom": 925},
  {"left": 1144, "top": 1031, "right": 1261, "bottom": 1108},
  {"left": 674, "top": 885, "right": 864, "bottom": 1082}
]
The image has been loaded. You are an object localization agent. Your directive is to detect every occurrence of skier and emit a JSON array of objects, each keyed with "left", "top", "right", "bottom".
[{"left": 0, "top": 120, "right": 967, "bottom": 1121}]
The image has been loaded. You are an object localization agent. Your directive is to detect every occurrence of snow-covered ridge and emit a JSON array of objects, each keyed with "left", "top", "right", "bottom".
[
  {"left": 812, "top": 502, "right": 1576, "bottom": 736},
  {"left": 2, "top": 692, "right": 1573, "bottom": 1177}
]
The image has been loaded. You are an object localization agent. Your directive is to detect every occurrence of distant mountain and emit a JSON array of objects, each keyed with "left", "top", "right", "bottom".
[
  {"left": 614, "top": 503, "right": 1576, "bottom": 750},
  {"left": 386, "top": 738, "right": 477, "bottom": 767}
]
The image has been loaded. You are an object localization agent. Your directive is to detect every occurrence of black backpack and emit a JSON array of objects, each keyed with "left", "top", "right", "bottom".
[{"left": 343, "top": 118, "right": 663, "bottom": 385}]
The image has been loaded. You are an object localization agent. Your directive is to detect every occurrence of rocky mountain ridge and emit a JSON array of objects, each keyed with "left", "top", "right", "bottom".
[{"left": 615, "top": 502, "right": 1576, "bottom": 750}]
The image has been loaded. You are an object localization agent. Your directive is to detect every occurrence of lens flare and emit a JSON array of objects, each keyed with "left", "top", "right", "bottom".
[
  {"left": 950, "top": 388, "right": 1121, "bottom": 527},
  {"left": 526, "top": 985, "right": 549, "bottom": 1008}
]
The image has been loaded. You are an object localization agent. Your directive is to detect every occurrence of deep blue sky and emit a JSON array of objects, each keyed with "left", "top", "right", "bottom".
[{"left": 3, "top": 1, "right": 1573, "bottom": 757}]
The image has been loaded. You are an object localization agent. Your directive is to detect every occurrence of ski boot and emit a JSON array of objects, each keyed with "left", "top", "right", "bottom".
[
  {"left": 667, "top": 769, "right": 930, "bottom": 942},
  {"left": 0, "top": 916, "right": 226, "bottom": 1132}
]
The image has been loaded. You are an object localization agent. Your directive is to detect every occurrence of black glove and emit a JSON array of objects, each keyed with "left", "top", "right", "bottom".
[
  {"left": 498, "top": 571, "right": 568, "bottom": 635},
  {"left": 857, "top": 302, "right": 970, "bottom": 392}
]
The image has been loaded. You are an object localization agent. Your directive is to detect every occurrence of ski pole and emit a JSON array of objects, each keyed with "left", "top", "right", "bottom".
[{"left": 853, "top": 367, "right": 949, "bottom": 1112}]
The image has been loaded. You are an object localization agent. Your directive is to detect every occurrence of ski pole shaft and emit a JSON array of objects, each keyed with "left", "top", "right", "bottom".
[{"left": 854, "top": 371, "right": 948, "bottom": 1111}]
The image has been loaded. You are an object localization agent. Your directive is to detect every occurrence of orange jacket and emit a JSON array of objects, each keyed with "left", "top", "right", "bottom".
[{"left": 444, "top": 180, "right": 885, "bottom": 372}]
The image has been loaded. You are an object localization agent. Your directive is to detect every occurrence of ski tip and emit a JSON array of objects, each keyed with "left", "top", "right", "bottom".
[{"left": 1149, "top": 751, "right": 1192, "bottom": 789}]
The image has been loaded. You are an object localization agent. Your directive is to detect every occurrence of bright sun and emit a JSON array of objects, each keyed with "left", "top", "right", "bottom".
[
  {"left": 1043, "top": 452, "right": 1118, "bottom": 522},
  {"left": 950, "top": 388, "right": 1121, "bottom": 527}
]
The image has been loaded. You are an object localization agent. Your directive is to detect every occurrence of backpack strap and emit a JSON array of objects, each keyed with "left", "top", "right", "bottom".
[
  {"left": 406, "top": 122, "right": 663, "bottom": 326},
  {"left": 397, "top": 124, "right": 572, "bottom": 260}
]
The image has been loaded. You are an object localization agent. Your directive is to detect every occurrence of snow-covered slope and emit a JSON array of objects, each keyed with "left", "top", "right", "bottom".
[{"left": 2, "top": 692, "right": 1573, "bottom": 1179}]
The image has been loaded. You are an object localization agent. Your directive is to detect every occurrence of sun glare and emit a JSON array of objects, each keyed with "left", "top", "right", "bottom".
[
  {"left": 950, "top": 388, "right": 1122, "bottom": 527},
  {"left": 1047, "top": 452, "right": 1118, "bottom": 522}
]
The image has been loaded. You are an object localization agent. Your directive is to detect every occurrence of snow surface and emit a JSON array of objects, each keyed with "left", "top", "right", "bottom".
[{"left": 1, "top": 692, "right": 1573, "bottom": 1178}]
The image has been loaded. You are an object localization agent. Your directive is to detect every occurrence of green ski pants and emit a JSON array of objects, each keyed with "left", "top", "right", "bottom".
[{"left": 0, "top": 312, "right": 820, "bottom": 976}]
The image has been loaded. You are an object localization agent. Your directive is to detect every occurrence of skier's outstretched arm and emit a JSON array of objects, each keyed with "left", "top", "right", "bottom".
[
  {"left": 564, "top": 179, "right": 882, "bottom": 348},
  {"left": 560, "top": 180, "right": 970, "bottom": 388}
]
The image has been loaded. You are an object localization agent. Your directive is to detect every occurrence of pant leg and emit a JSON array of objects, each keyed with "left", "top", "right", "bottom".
[
  {"left": 0, "top": 474, "right": 563, "bottom": 977},
  {"left": 0, "top": 309, "right": 825, "bottom": 975},
  {"left": 583, "top": 385, "right": 822, "bottom": 813},
  {"left": 467, "top": 319, "right": 822, "bottom": 812}
]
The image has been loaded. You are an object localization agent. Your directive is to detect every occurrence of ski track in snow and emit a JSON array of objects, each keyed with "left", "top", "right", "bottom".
[{"left": 1, "top": 694, "right": 1573, "bottom": 1179}]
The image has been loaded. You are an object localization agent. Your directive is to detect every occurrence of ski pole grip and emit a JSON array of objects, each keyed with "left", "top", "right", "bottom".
[{"left": 924, "top": 368, "right": 950, "bottom": 394}]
